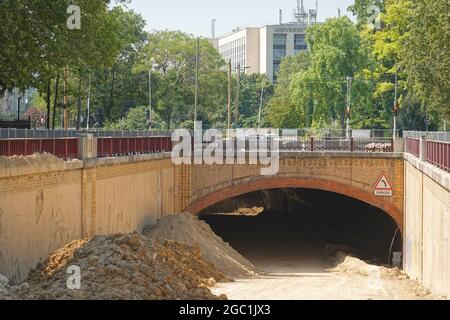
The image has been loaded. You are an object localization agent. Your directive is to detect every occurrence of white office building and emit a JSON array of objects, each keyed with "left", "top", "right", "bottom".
[
  {"left": 217, "top": 0, "right": 318, "bottom": 82},
  {"left": 218, "top": 27, "right": 261, "bottom": 75}
]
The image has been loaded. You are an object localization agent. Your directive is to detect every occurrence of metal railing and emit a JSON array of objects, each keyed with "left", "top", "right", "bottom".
[
  {"left": 405, "top": 134, "right": 449, "bottom": 172},
  {"left": 427, "top": 140, "right": 450, "bottom": 172},
  {"left": 97, "top": 137, "right": 172, "bottom": 158},
  {"left": 0, "top": 128, "right": 172, "bottom": 139},
  {"left": 0, "top": 129, "right": 396, "bottom": 160},
  {"left": 405, "top": 137, "right": 420, "bottom": 158},
  {"left": 0, "top": 138, "right": 78, "bottom": 160},
  {"left": 404, "top": 131, "right": 450, "bottom": 142},
  {"left": 280, "top": 137, "right": 393, "bottom": 152}
]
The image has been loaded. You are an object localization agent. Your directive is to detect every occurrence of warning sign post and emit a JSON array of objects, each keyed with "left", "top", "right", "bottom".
[{"left": 374, "top": 173, "right": 393, "bottom": 197}]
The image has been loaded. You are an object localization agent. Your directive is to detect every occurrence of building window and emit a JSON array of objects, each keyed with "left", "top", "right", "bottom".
[
  {"left": 273, "top": 60, "right": 282, "bottom": 82},
  {"left": 273, "top": 34, "right": 287, "bottom": 60},
  {"left": 294, "top": 34, "right": 307, "bottom": 53},
  {"left": 273, "top": 34, "right": 287, "bottom": 82}
]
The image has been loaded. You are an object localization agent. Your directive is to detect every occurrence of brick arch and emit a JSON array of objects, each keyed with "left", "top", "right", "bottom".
[{"left": 184, "top": 176, "right": 403, "bottom": 232}]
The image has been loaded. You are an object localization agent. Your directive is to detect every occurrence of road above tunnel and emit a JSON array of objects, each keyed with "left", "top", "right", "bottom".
[{"left": 212, "top": 243, "right": 436, "bottom": 300}]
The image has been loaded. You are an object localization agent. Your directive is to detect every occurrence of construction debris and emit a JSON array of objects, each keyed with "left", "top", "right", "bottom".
[
  {"left": 22, "top": 232, "right": 228, "bottom": 300},
  {"left": 0, "top": 274, "right": 29, "bottom": 300},
  {"left": 328, "top": 250, "right": 407, "bottom": 279},
  {"left": 143, "top": 214, "right": 257, "bottom": 277},
  {"left": 364, "top": 143, "right": 392, "bottom": 152}
]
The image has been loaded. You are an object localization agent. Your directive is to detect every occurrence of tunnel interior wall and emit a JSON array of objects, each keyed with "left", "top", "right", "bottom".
[
  {"left": 404, "top": 160, "right": 450, "bottom": 297},
  {"left": 201, "top": 188, "right": 402, "bottom": 264}
]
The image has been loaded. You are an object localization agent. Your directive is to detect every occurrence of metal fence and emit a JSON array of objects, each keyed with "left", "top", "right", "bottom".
[
  {"left": 0, "top": 138, "right": 78, "bottom": 160},
  {"left": 427, "top": 140, "right": 450, "bottom": 172},
  {"left": 0, "top": 128, "right": 172, "bottom": 139},
  {"left": 280, "top": 137, "right": 393, "bottom": 152},
  {"left": 404, "top": 131, "right": 450, "bottom": 142},
  {"left": 405, "top": 135, "right": 449, "bottom": 172},
  {"left": 97, "top": 137, "right": 172, "bottom": 158},
  {"left": 405, "top": 137, "right": 420, "bottom": 158}
]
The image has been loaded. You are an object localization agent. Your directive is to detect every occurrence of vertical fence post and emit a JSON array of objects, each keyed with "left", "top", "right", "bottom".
[
  {"left": 65, "top": 139, "right": 68, "bottom": 160},
  {"left": 419, "top": 135, "right": 427, "bottom": 163},
  {"left": 310, "top": 137, "right": 314, "bottom": 151}
]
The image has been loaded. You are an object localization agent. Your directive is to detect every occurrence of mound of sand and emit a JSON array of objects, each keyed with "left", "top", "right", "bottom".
[
  {"left": 143, "top": 214, "right": 257, "bottom": 277},
  {"left": 329, "top": 251, "right": 407, "bottom": 279},
  {"left": 23, "top": 232, "right": 228, "bottom": 300}
]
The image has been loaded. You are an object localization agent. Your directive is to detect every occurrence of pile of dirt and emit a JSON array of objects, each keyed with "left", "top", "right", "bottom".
[
  {"left": 143, "top": 214, "right": 257, "bottom": 277},
  {"left": 23, "top": 232, "right": 228, "bottom": 300},
  {"left": 329, "top": 251, "right": 408, "bottom": 280},
  {"left": 0, "top": 274, "right": 29, "bottom": 300},
  {"left": 235, "top": 207, "right": 264, "bottom": 216}
]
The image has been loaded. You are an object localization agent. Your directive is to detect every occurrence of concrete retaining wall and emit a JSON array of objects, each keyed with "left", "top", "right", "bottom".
[
  {"left": 404, "top": 155, "right": 450, "bottom": 297},
  {"left": 0, "top": 154, "right": 177, "bottom": 282}
]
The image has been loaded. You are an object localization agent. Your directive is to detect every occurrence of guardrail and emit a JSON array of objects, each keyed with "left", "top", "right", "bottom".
[
  {"left": 280, "top": 137, "right": 393, "bottom": 152},
  {"left": 97, "top": 136, "right": 172, "bottom": 158},
  {"left": 404, "top": 131, "right": 450, "bottom": 142},
  {"left": 0, "top": 138, "right": 78, "bottom": 160},
  {"left": 405, "top": 137, "right": 420, "bottom": 158},
  {"left": 405, "top": 136, "right": 449, "bottom": 172},
  {"left": 0, "top": 128, "right": 172, "bottom": 139},
  {"left": 427, "top": 140, "right": 449, "bottom": 172},
  {"left": 1, "top": 134, "right": 395, "bottom": 161}
]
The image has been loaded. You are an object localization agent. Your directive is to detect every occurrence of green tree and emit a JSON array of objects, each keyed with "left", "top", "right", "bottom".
[
  {"left": 348, "top": 0, "right": 385, "bottom": 29},
  {"left": 400, "top": 0, "right": 450, "bottom": 118},
  {"left": 290, "top": 17, "right": 374, "bottom": 129},
  {"left": 136, "top": 31, "right": 227, "bottom": 128},
  {"left": 354, "top": 0, "right": 449, "bottom": 127},
  {"left": 238, "top": 74, "right": 273, "bottom": 128},
  {"left": 0, "top": 0, "right": 138, "bottom": 128},
  {"left": 265, "top": 52, "right": 311, "bottom": 128}
]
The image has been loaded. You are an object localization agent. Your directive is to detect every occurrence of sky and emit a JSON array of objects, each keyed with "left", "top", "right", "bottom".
[{"left": 127, "top": 0, "right": 356, "bottom": 37}]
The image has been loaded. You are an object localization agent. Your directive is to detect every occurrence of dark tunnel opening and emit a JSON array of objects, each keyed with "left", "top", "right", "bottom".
[{"left": 199, "top": 188, "right": 402, "bottom": 272}]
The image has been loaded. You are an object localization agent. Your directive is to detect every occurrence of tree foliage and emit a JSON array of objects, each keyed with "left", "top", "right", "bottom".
[
  {"left": 135, "top": 31, "right": 228, "bottom": 128},
  {"left": 289, "top": 17, "right": 376, "bottom": 129}
]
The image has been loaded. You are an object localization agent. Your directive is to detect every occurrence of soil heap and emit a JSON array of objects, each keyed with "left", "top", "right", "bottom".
[
  {"left": 23, "top": 232, "right": 228, "bottom": 300},
  {"left": 143, "top": 214, "right": 257, "bottom": 277}
]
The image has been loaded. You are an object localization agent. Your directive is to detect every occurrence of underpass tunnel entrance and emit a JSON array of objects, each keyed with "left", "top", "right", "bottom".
[{"left": 199, "top": 188, "right": 402, "bottom": 272}]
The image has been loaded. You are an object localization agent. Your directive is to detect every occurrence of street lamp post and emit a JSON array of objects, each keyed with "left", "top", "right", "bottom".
[
  {"left": 17, "top": 95, "right": 21, "bottom": 121},
  {"left": 149, "top": 70, "right": 152, "bottom": 130},
  {"left": 258, "top": 85, "right": 265, "bottom": 130},
  {"left": 227, "top": 60, "right": 232, "bottom": 130},
  {"left": 194, "top": 37, "right": 200, "bottom": 130},
  {"left": 86, "top": 74, "right": 91, "bottom": 130},
  {"left": 346, "top": 76, "right": 353, "bottom": 139},
  {"left": 393, "top": 72, "right": 398, "bottom": 139},
  {"left": 235, "top": 62, "right": 241, "bottom": 128},
  {"left": 234, "top": 63, "right": 250, "bottom": 128}
]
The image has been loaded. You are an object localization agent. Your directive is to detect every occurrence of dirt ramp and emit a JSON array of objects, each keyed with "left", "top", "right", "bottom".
[
  {"left": 24, "top": 232, "right": 227, "bottom": 300},
  {"left": 143, "top": 214, "right": 257, "bottom": 277}
]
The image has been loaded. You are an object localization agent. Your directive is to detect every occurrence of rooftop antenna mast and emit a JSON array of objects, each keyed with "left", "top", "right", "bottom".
[
  {"left": 295, "top": 0, "right": 309, "bottom": 24},
  {"left": 309, "top": 1, "right": 319, "bottom": 24},
  {"left": 211, "top": 19, "right": 217, "bottom": 38}
]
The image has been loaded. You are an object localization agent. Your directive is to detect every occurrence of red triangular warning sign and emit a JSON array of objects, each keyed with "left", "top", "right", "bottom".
[{"left": 374, "top": 173, "right": 392, "bottom": 190}]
